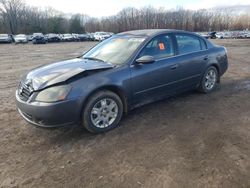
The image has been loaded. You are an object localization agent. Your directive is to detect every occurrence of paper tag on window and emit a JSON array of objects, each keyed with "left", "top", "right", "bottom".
[{"left": 159, "top": 43, "right": 165, "bottom": 50}]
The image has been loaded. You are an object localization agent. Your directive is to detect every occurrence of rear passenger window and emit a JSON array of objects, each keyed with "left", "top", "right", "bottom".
[
  {"left": 176, "top": 34, "right": 203, "bottom": 55},
  {"left": 200, "top": 38, "right": 207, "bottom": 50},
  {"left": 139, "top": 35, "right": 174, "bottom": 59}
]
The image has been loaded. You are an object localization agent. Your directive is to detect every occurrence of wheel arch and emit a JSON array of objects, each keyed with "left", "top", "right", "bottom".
[
  {"left": 209, "top": 63, "right": 220, "bottom": 83},
  {"left": 81, "top": 85, "right": 129, "bottom": 116}
]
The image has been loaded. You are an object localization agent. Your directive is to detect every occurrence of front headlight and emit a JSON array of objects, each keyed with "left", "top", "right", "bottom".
[{"left": 35, "top": 85, "right": 71, "bottom": 102}]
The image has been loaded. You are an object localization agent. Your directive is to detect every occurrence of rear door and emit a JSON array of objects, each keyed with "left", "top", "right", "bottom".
[{"left": 173, "top": 33, "right": 208, "bottom": 90}]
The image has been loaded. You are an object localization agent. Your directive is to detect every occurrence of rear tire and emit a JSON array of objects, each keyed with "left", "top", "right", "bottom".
[
  {"left": 82, "top": 90, "right": 123, "bottom": 133},
  {"left": 198, "top": 66, "right": 219, "bottom": 93}
]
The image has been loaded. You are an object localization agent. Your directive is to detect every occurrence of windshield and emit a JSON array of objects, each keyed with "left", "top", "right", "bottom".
[{"left": 83, "top": 36, "right": 145, "bottom": 65}]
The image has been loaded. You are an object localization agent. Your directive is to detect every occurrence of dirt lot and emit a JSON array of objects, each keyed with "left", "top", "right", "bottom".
[{"left": 0, "top": 40, "right": 249, "bottom": 188}]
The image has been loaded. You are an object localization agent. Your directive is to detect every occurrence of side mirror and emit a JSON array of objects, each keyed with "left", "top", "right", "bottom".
[{"left": 135, "top": 55, "right": 155, "bottom": 64}]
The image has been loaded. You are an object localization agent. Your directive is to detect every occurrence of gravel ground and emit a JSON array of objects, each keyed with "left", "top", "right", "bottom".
[{"left": 0, "top": 40, "right": 249, "bottom": 188}]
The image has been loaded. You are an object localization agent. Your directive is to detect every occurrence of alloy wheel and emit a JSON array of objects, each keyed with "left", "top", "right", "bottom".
[
  {"left": 204, "top": 69, "right": 217, "bottom": 90},
  {"left": 90, "top": 98, "right": 119, "bottom": 128}
]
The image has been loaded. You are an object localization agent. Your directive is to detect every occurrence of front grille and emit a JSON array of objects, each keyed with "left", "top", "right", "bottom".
[{"left": 18, "top": 82, "right": 32, "bottom": 101}]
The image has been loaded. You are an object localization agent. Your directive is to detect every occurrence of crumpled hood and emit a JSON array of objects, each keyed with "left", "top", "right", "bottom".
[{"left": 22, "top": 58, "right": 114, "bottom": 91}]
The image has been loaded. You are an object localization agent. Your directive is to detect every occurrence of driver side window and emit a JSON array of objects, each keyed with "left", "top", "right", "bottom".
[{"left": 138, "top": 35, "right": 174, "bottom": 59}]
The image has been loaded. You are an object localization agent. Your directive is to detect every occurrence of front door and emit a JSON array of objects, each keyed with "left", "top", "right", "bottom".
[{"left": 130, "top": 34, "right": 180, "bottom": 107}]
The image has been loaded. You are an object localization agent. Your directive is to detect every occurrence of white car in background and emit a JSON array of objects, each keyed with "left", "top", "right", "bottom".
[
  {"left": 94, "top": 32, "right": 111, "bottom": 41},
  {"left": 215, "top": 32, "right": 224, "bottom": 39},
  {"left": 62, "top": 34, "right": 74, "bottom": 42},
  {"left": 14, "top": 34, "right": 28, "bottom": 44},
  {"left": 246, "top": 31, "right": 250, "bottom": 38},
  {"left": 196, "top": 32, "right": 209, "bottom": 39}
]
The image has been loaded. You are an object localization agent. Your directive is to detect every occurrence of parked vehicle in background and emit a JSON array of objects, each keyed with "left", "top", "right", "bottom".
[
  {"left": 78, "top": 34, "right": 90, "bottom": 41},
  {"left": 228, "top": 31, "right": 249, "bottom": 39},
  {"left": 94, "top": 32, "right": 111, "bottom": 41},
  {"left": 46, "top": 34, "right": 61, "bottom": 43},
  {"left": 210, "top": 30, "right": 250, "bottom": 39},
  {"left": 27, "top": 35, "right": 33, "bottom": 41},
  {"left": 221, "top": 32, "right": 232, "bottom": 39},
  {"left": 16, "top": 29, "right": 228, "bottom": 133},
  {"left": 2, "top": 30, "right": 248, "bottom": 45},
  {"left": 87, "top": 33, "right": 95, "bottom": 41},
  {"left": 58, "top": 34, "right": 63, "bottom": 41},
  {"left": 246, "top": 31, "right": 250, "bottom": 38},
  {"left": 197, "top": 32, "right": 209, "bottom": 39},
  {"left": 215, "top": 32, "right": 224, "bottom": 39},
  {"left": 62, "top": 34, "right": 74, "bottom": 42},
  {"left": 107, "top": 32, "right": 114, "bottom": 37},
  {"left": 72, "top": 34, "right": 80, "bottom": 42},
  {"left": 234, "top": 31, "right": 248, "bottom": 39},
  {"left": 32, "top": 33, "right": 47, "bottom": 44},
  {"left": 14, "top": 34, "right": 28, "bottom": 44},
  {"left": 208, "top": 31, "right": 217, "bottom": 39},
  {"left": 0, "top": 34, "right": 12, "bottom": 43}
]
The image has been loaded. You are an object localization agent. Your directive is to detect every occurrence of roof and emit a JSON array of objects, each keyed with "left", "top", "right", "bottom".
[{"left": 117, "top": 29, "right": 185, "bottom": 37}]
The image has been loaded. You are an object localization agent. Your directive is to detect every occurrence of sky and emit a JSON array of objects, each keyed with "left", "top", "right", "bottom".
[{"left": 25, "top": 0, "right": 250, "bottom": 17}]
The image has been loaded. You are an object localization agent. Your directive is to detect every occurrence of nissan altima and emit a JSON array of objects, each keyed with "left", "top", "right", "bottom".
[{"left": 16, "top": 29, "right": 228, "bottom": 133}]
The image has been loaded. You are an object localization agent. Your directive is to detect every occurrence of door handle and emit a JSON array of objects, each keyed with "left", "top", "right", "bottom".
[
  {"left": 171, "top": 64, "right": 179, "bottom": 70},
  {"left": 203, "top": 55, "right": 209, "bottom": 61}
]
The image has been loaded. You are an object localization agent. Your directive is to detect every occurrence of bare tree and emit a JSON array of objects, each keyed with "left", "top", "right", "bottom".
[
  {"left": 0, "top": 0, "right": 25, "bottom": 34},
  {"left": 0, "top": 0, "right": 250, "bottom": 34}
]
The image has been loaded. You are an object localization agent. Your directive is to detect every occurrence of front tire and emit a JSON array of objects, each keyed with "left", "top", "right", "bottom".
[
  {"left": 198, "top": 66, "right": 219, "bottom": 93},
  {"left": 82, "top": 90, "right": 123, "bottom": 133}
]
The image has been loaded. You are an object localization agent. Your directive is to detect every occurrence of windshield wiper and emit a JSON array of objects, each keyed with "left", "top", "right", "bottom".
[{"left": 83, "top": 57, "right": 105, "bottom": 62}]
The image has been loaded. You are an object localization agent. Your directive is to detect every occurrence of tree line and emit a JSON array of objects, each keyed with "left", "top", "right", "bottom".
[
  {"left": 86, "top": 6, "right": 250, "bottom": 33},
  {"left": 1, "top": 0, "right": 250, "bottom": 34},
  {"left": 0, "top": 0, "right": 87, "bottom": 34}
]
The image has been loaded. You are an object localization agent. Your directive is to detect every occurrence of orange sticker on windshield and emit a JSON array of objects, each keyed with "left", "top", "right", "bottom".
[{"left": 159, "top": 43, "right": 165, "bottom": 50}]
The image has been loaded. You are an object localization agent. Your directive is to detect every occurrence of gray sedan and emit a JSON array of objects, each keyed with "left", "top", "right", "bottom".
[{"left": 16, "top": 29, "right": 228, "bottom": 133}]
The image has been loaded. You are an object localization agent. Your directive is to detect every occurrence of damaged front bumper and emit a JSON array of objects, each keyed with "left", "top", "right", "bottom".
[{"left": 16, "top": 91, "right": 82, "bottom": 128}]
